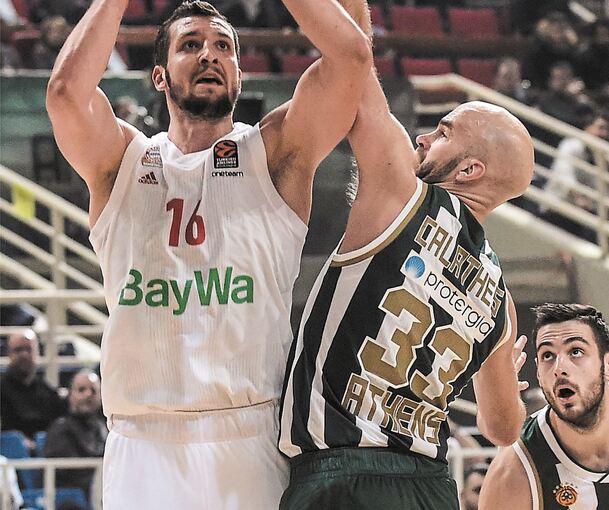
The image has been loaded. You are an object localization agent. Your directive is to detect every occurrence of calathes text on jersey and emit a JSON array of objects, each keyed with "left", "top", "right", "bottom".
[
  {"left": 118, "top": 267, "right": 254, "bottom": 315},
  {"left": 414, "top": 215, "right": 504, "bottom": 317}
]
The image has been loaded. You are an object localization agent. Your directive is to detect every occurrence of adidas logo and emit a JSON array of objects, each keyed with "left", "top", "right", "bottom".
[{"left": 138, "top": 172, "right": 159, "bottom": 185}]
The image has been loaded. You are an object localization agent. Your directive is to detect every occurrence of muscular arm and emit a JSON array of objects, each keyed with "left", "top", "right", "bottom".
[
  {"left": 337, "top": 0, "right": 418, "bottom": 251},
  {"left": 479, "top": 445, "right": 532, "bottom": 510},
  {"left": 260, "top": 0, "right": 372, "bottom": 223},
  {"left": 473, "top": 293, "right": 526, "bottom": 446},
  {"left": 46, "top": 0, "right": 138, "bottom": 225}
]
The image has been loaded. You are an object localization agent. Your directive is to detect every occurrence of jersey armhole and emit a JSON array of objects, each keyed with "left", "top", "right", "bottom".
[
  {"left": 89, "top": 131, "right": 148, "bottom": 252},
  {"left": 513, "top": 440, "right": 542, "bottom": 510}
]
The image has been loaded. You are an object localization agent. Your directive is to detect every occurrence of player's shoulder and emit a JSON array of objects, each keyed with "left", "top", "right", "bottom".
[{"left": 479, "top": 445, "right": 531, "bottom": 510}]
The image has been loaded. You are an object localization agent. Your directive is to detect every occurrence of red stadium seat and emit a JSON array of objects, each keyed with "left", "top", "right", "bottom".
[
  {"left": 280, "top": 54, "right": 318, "bottom": 76},
  {"left": 10, "top": 0, "right": 29, "bottom": 19},
  {"left": 401, "top": 58, "right": 452, "bottom": 77},
  {"left": 124, "top": 0, "right": 148, "bottom": 22},
  {"left": 240, "top": 53, "right": 271, "bottom": 74},
  {"left": 448, "top": 8, "right": 500, "bottom": 38},
  {"left": 374, "top": 55, "right": 397, "bottom": 78},
  {"left": 369, "top": 4, "right": 386, "bottom": 30},
  {"left": 457, "top": 58, "right": 498, "bottom": 87},
  {"left": 390, "top": 6, "right": 443, "bottom": 36}
]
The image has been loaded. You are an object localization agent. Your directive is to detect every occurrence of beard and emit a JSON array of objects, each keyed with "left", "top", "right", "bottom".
[
  {"left": 542, "top": 364, "right": 606, "bottom": 430},
  {"left": 415, "top": 155, "right": 463, "bottom": 184},
  {"left": 166, "top": 70, "right": 237, "bottom": 121}
]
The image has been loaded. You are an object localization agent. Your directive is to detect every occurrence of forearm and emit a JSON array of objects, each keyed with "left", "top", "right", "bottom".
[
  {"left": 48, "top": 0, "right": 128, "bottom": 103},
  {"left": 281, "top": 0, "right": 371, "bottom": 62}
]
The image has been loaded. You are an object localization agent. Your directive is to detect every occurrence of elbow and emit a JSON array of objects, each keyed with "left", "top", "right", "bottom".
[{"left": 46, "top": 76, "right": 76, "bottom": 115}]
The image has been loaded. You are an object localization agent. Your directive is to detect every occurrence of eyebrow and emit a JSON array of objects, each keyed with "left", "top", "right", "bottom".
[{"left": 536, "top": 336, "right": 590, "bottom": 352}]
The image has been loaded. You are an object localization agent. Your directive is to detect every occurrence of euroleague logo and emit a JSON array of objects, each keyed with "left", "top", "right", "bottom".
[
  {"left": 213, "top": 140, "right": 239, "bottom": 169},
  {"left": 553, "top": 483, "right": 578, "bottom": 508}
]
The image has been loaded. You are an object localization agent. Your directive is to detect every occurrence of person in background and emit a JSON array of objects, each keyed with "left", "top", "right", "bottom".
[
  {"left": 480, "top": 303, "right": 609, "bottom": 509},
  {"left": 0, "top": 329, "right": 66, "bottom": 450},
  {"left": 45, "top": 369, "right": 107, "bottom": 503},
  {"left": 460, "top": 463, "right": 489, "bottom": 510}
]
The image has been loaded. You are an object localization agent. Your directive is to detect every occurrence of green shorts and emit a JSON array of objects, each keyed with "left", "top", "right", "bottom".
[{"left": 279, "top": 447, "right": 459, "bottom": 510}]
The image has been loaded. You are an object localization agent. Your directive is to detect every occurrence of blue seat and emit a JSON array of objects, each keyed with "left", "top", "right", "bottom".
[
  {"left": 0, "top": 430, "right": 39, "bottom": 489},
  {"left": 34, "top": 431, "right": 47, "bottom": 458},
  {"left": 22, "top": 487, "right": 89, "bottom": 510}
]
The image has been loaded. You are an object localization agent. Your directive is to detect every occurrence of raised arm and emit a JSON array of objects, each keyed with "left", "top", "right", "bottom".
[
  {"left": 473, "top": 294, "right": 526, "bottom": 446},
  {"left": 335, "top": 0, "right": 418, "bottom": 251},
  {"left": 260, "top": 0, "right": 372, "bottom": 223},
  {"left": 46, "top": 0, "right": 138, "bottom": 225}
]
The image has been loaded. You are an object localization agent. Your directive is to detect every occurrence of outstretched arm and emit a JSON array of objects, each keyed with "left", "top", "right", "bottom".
[
  {"left": 46, "top": 0, "right": 138, "bottom": 225},
  {"left": 334, "top": 0, "right": 419, "bottom": 251},
  {"left": 473, "top": 293, "right": 526, "bottom": 446},
  {"left": 260, "top": 0, "right": 372, "bottom": 223}
]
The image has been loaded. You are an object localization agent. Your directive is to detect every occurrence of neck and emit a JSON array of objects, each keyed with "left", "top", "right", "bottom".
[
  {"left": 549, "top": 403, "right": 609, "bottom": 471},
  {"left": 167, "top": 108, "right": 234, "bottom": 154},
  {"left": 436, "top": 184, "right": 493, "bottom": 223}
]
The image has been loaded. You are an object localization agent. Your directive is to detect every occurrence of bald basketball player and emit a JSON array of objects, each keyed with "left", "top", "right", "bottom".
[{"left": 279, "top": 1, "right": 535, "bottom": 508}]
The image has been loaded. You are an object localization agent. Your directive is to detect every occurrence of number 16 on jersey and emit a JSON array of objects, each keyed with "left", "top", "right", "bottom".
[{"left": 166, "top": 198, "right": 206, "bottom": 247}]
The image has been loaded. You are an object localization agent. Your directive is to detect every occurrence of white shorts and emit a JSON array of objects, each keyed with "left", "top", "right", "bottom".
[{"left": 103, "top": 401, "right": 288, "bottom": 509}]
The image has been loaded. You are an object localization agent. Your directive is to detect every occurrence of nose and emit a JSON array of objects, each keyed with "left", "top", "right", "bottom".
[
  {"left": 553, "top": 353, "right": 570, "bottom": 377},
  {"left": 415, "top": 132, "right": 432, "bottom": 150},
  {"left": 198, "top": 41, "right": 218, "bottom": 65}
]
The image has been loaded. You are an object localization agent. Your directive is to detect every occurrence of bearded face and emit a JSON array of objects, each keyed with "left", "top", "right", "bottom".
[{"left": 166, "top": 69, "right": 238, "bottom": 121}]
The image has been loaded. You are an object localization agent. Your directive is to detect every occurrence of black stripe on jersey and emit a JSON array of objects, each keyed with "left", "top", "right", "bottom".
[{"left": 287, "top": 266, "right": 342, "bottom": 452}]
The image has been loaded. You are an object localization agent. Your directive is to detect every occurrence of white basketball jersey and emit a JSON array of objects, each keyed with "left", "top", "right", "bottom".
[{"left": 90, "top": 123, "right": 307, "bottom": 417}]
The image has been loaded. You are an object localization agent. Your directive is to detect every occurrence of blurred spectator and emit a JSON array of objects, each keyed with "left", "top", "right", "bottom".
[
  {"left": 541, "top": 110, "right": 609, "bottom": 242},
  {"left": 0, "top": 19, "right": 23, "bottom": 70},
  {"left": 45, "top": 369, "right": 107, "bottom": 502},
  {"left": 29, "top": 0, "right": 91, "bottom": 25},
  {"left": 493, "top": 57, "right": 534, "bottom": 104},
  {"left": 113, "top": 95, "right": 154, "bottom": 132},
  {"left": 522, "top": 12, "right": 583, "bottom": 90},
  {"left": 580, "top": 19, "right": 609, "bottom": 90},
  {"left": 0, "top": 329, "right": 67, "bottom": 449},
  {"left": 460, "top": 463, "right": 489, "bottom": 510},
  {"left": 536, "top": 61, "right": 594, "bottom": 127},
  {"left": 30, "top": 15, "right": 71, "bottom": 69}
]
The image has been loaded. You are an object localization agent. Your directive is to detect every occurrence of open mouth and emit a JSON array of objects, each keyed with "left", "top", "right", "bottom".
[
  {"left": 196, "top": 76, "right": 223, "bottom": 85},
  {"left": 556, "top": 386, "right": 576, "bottom": 401}
]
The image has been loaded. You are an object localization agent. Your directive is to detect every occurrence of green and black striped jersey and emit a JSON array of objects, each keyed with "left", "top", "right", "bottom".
[
  {"left": 514, "top": 406, "right": 609, "bottom": 510},
  {"left": 280, "top": 179, "right": 511, "bottom": 463}
]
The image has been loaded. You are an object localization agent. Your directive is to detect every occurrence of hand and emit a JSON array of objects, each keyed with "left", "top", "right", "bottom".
[{"left": 513, "top": 335, "right": 529, "bottom": 392}]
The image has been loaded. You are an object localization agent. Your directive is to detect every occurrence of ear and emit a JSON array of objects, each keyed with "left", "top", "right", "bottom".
[
  {"left": 152, "top": 65, "right": 167, "bottom": 92},
  {"left": 454, "top": 159, "right": 486, "bottom": 183}
]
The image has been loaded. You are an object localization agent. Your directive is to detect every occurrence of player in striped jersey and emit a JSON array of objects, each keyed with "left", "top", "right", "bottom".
[
  {"left": 480, "top": 303, "right": 609, "bottom": 510},
  {"left": 46, "top": 0, "right": 371, "bottom": 508},
  {"left": 279, "top": 1, "right": 535, "bottom": 508}
]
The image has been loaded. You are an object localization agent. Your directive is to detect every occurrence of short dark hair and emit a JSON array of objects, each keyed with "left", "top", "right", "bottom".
[
  {"left": 153, "top": 1, "right": 240, "bottom": 67},
  {"left": 464, "top": 463, "right": 489, "bottom": 484},
  {"left": 532, "top": 303, "right": 609, "bottom": 356}
]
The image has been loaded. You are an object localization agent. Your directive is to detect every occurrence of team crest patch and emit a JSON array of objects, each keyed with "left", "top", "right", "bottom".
[
  {"left": 213, "top": 140, "right": 239, "bottom": 169},
  {"left": 553, "top": 483, "right": 578, "bottom": 507},
  {"left": 141, "top": 145, "right": 162, "bottom": 168}
]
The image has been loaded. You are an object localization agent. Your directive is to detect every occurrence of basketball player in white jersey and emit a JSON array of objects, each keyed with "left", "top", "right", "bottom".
[
  {"left": 46, "top": 0, "right": 372, "bottom": 508},
  {"left": 279, "top": 1, "right": 535, "bottom": 508},
  {"left": 480, "top": 303, "right": 609, "bottom": 510}
]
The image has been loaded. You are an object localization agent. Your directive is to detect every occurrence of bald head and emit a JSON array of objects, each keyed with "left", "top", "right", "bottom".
[
  {"left": 7, "top": 329, "right": 39, "bottom": 380},
  {"left": 415, "top": 101, "right": 534, "bottom": 218}
]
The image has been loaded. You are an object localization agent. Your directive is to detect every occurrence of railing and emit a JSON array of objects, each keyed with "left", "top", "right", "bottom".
[
  {"left": 0, "top": 165, "right": 107, "bottom": 385},
  {"left": 410, "top": 74, "right": 609, "bottom": 257},
  {"left": 0, "top": 457, "right": 102, "bottom": 510}
]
